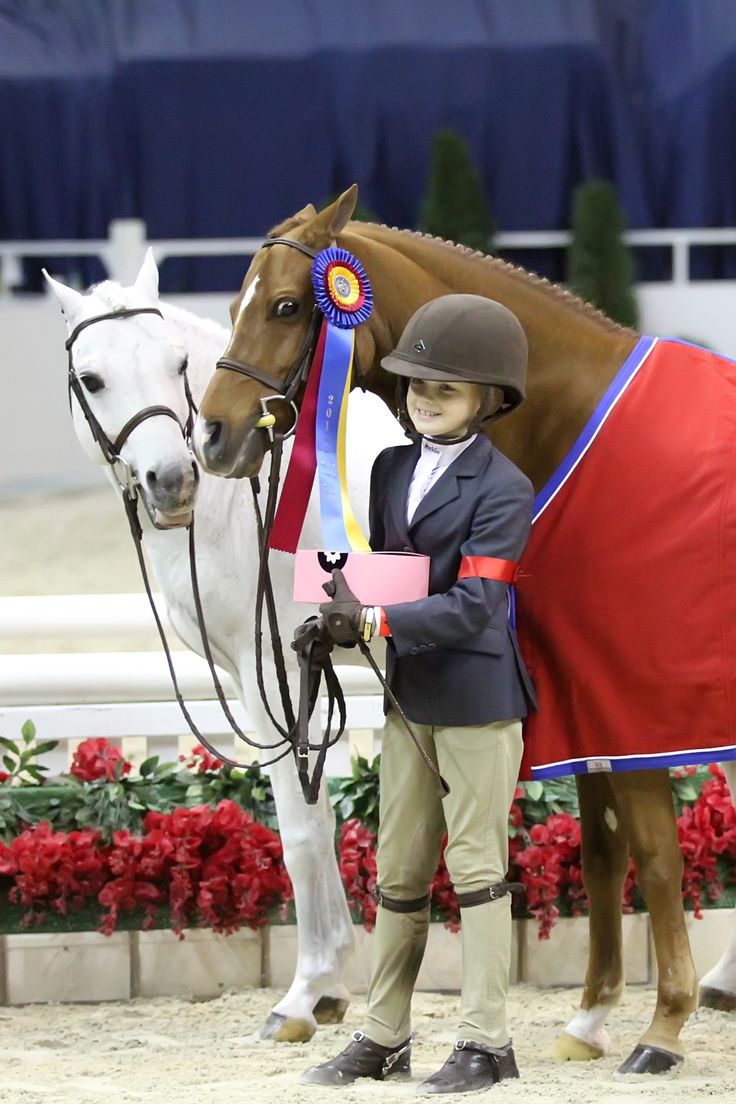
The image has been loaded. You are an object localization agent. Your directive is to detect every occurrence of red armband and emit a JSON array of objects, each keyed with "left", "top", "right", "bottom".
[
  {"left": 458, "top": 556, "right": 518, "bottom": 583},
  {"left": 377, "top": 607, "right": 391, "bottom": 637}
]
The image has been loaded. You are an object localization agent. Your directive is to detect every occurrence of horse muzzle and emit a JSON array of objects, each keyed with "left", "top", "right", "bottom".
[
  {"left": 141, "top": 458, "right": 199, "bottom": 528},
  {"left": 193, "top": 413, "right": 269, "bottom": 479}
]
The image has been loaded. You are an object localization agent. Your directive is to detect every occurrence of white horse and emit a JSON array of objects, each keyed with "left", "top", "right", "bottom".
[{"left": 45, "top": 252, "right": 404, "bottom": 1041}]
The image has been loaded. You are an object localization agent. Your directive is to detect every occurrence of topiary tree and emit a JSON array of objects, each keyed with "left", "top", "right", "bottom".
[
  {"left": 418, "top": 130, "right": 495, "bottom": 253},
  {"left": 567, "top": 178, "right": 639, "bottom": 328}
]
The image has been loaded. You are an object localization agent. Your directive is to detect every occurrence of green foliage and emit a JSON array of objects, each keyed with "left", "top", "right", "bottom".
[
  {"left": 329, "top": 754, "right": 381, "bottom": 833},
  {"left": 0, "top": 754, "right": 277, "bottom": 842},
  {"left": 567, "top": 178, "right": 639, "bottom": 328},
  {"left": 511, "top": 777, "right": 580, "bottom": 836},
  {"left": 0, "top": 720, "right": 58, "bottom": 786},
  {"left": 418, "top": 130, "right": 495, "bottom": 253}
]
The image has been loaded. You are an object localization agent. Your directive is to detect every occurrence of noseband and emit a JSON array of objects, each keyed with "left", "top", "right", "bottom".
[{"left": 66, "top": 307, "right": 196, "bottom": 499}]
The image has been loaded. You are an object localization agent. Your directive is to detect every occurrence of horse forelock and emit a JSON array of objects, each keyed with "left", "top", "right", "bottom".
[
  {"left": 350, "top": 223, "right": 634, "bottom": 338},
  {"left": 87, "top": 280, "right": 134, "bottom": 314}
]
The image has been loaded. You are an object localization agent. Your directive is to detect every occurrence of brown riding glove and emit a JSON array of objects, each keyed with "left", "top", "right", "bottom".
[{"left": 319, "top": 568, "right": 368, "bottom": 646}]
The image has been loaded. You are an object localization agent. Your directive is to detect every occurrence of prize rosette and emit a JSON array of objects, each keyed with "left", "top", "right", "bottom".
[{"left": 312, "top": 246, "right": 373, "bottom": 329}]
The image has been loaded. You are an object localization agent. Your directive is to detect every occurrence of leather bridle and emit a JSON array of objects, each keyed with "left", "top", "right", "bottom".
[
  {"left": 64, "top": 301, "right": 348, "bottom": 800},
  {"left": 212, "top": 237, "right": 449, "bottom": 801},
  {"left": 66, "top": 307, "right": 192, "bottom": 505}
]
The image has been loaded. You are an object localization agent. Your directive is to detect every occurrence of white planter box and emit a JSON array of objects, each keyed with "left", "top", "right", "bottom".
[
  {"left": 269, "top": 922, "right": 519, "bottom": 996},
  {"left": 5, "top": 931, "right": 130, "bottom": 1004},
  {"left": 520, "top": 912, "right": 650, "bottom": 986},
  {"left": 676, "top": 907, "right": 735, "bottom": 978},
  {"left": 134, "top": 927, "right": 263, "bottom": 998}
]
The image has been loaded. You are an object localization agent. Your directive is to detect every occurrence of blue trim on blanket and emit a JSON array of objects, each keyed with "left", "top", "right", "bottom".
[
  {"left": 531, "top": 744, "right": 736, "bottom": 779},
  {"left": 532, "top": 335, "right": 657, "bottom": 521}
]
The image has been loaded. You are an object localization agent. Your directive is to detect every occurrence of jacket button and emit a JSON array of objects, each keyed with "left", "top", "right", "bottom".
[
  {"left": 427, "top": 643, "right": 436, "bottom": 650},
  {"left": 403, "top": 545, "right": 412, "bottom": 552},
  {"left": 410, "top": 646, "right": 419, "bottom": 655}
]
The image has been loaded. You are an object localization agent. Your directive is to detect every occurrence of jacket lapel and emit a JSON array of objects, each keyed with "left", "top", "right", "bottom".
[{"left": 408, "top": 435, "right": 493, "bottom": 532}]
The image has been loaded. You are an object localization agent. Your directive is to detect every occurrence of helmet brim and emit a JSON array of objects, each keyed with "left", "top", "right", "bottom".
[{"left": 380, "top": 351, "right": 468, "bottom": 381}]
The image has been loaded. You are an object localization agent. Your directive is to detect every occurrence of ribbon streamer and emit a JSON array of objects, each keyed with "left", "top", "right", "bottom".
[
  {"left": 315, "top": 324, "right": 370, "bottom": 551},
  {"left": 268, "top": 323, "right": 327, "bottom": 553}
]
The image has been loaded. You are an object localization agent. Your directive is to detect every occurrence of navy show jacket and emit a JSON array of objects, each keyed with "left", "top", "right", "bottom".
[{"left": 370, "top": 434, "right": 537, "bottom": 727}]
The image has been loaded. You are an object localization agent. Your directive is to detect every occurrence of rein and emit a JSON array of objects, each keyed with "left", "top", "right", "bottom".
[
  {"left": 65, "top": 303, "right": 344, "bottom": 797},
  {"left": 214, "top": 237, "right": 449, "bottom": 800}
]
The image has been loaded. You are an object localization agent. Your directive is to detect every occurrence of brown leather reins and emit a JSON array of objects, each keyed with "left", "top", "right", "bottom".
[
  {"left": 215, "top": 238, "right": 449, "bottom": 799},
  {"left": 65, "top": 304, "right": 347, "bottom": 800}
]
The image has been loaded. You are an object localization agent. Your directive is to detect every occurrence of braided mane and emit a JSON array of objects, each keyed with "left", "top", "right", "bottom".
[{"left": 357, "top": 222, "right": 634, "bottom": 337}]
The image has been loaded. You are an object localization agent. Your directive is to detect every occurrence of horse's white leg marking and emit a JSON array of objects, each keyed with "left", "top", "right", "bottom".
[
  {"left": 603, "top": 807, "right": 618, "bottom": 832},
  {"left": 565, "top": 1001, "right": 613, "bottom": 1054},
  {"left": 700, "top": 762, "right": 736, "bottom": 998}
]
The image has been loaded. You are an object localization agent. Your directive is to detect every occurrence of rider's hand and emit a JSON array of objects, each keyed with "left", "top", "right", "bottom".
[{"left": 319, "top": 569, "right": 366, "bottom": 645}]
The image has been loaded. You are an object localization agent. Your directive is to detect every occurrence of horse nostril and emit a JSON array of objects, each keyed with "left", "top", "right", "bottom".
[
  {"left": 146, "top": 469, "right": 157, "bottom": 487},
  {"left": 207, "top": 420, "right": 223, "bottom": 448}
]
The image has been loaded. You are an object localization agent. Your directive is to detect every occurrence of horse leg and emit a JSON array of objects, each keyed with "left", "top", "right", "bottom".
[
  {"left": 551, "top": 772, "right": 629, "bottom": 1060},
  {"left": 699, "top": 761, "right": 736, "bottom": 1010},
  {"left": 612, "top": 769, "right": 698, "bottom": 1074},
  {"left": 257, "top": 742, "right": 356, "bottom": 1042}
]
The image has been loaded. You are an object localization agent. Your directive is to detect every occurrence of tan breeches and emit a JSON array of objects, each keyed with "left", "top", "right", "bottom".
[{"left": 363, "top": 709, "right": 523, "bottom": 1048}]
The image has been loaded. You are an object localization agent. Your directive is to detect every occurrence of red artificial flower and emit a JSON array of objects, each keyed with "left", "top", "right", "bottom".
[
  {"left": 70, "top": 738, "right": 131, "bottom": 782},
  {"left": 178, "top": 744, "right": 223, "bottom": 773}
]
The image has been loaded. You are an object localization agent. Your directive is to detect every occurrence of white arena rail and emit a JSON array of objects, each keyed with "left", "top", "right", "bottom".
[{"left": 0, "top": 594, "right": 383, "bottom": 778}]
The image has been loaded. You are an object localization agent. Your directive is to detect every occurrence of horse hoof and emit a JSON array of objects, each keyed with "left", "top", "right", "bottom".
[
  {"left": 313, "top": 996, "right": 350, "bottom": 1025},
  {"left": 258, "top": 1012, "right": 317, "bottom": 1043},
  {"left": 549, "top": 1031, "right": 605, "bottom": 1061},
  {"left": 616, "top": 1044, "right": 683, "bottom": 1076},
  {"left": 699, "top": 985, "right": 736, "bottom": 1012}
]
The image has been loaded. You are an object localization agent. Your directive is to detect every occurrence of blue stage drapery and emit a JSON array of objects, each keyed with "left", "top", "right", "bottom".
[{"left": 3, "top": 1, "right": 736, "bottom": 285}]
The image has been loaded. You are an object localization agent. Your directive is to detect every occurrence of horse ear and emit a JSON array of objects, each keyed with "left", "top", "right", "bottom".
[
  {"left": 291, "top": 203, "right": 318, "bottom": 223},
  {"left": 323, "top": 184, "right": 359, "bottom": 237},
  {"left": 133, "top": 247, "right": 160, "bottom": 300},
  {"left": 42, "top": 270, "right": 84, "bottom": 322}
]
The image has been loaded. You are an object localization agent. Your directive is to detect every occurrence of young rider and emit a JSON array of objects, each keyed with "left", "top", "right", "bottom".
[{"left": 302, "top": 294, "right": 536, "bottom": 1095}]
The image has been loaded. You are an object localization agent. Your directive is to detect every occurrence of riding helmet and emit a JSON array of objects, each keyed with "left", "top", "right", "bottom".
[{"left": 381, "top": 293, "right": 528, "bottom": 425}]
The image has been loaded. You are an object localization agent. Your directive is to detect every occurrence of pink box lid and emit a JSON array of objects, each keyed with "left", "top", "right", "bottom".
[{"left": 293, "top": 550, "right": 430, "bottom": 604}]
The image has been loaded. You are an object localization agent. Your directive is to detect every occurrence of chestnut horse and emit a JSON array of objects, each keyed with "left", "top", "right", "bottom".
[{"left": 194, "top": 186, "right": 705, "bottom": 1074}]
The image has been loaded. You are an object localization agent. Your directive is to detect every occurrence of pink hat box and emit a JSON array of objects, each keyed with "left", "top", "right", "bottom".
[{"left": 293, "top": 550, "right": 430, "bottom": 604}]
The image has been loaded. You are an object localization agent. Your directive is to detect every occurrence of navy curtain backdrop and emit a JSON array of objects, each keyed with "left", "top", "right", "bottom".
[{"left": 2, "top": 0, "right": 736, "bottom": 285}]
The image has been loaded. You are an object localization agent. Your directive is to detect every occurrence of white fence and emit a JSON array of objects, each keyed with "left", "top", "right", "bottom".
[
  {"left": 5, "top": 218, "right": 736, "bottom": 289},
  {"left": 4, "top": 220, "right": 736, "bottom": 496},
  {"left": 0, "top": 593, "right": 383, "bottom": 778}
]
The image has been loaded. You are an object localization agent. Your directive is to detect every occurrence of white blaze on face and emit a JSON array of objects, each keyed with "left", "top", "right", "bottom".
[{"left": 236, "top": 274, "right": 260, "bottom": 321}]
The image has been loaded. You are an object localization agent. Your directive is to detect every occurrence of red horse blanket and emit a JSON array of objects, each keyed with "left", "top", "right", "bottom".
[{"left": 517, "top": 337, "right": 736, "bottom": 779}]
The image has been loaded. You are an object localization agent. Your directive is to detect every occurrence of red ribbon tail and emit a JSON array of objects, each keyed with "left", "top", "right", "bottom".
[{"left": 268, "top": 321, "right": 327, "bottom": 553}]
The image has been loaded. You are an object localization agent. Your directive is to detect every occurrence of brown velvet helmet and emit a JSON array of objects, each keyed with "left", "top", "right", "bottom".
[{"left": 381, "top": 294, "right": 528, "bottom": 427}]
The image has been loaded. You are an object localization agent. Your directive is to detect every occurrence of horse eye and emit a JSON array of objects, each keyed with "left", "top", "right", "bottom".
[
  {"left": 80, "top": 374, "right": 104, "bottom": 394},
  {"left": 178, "top": 355, "right": 189, "bottom": 376},
  {"left": 273, "top": 299, "right": 299, "bottom": 318}
]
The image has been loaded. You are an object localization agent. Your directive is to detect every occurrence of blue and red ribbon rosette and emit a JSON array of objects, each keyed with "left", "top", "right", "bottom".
[{"left": 311, "top": 246, "right": 373, "bottom": 330}]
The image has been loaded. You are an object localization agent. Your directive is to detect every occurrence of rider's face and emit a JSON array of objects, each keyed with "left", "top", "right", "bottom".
[{"left": 407, "top": 378, "right": 481, "bottom": 438}]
